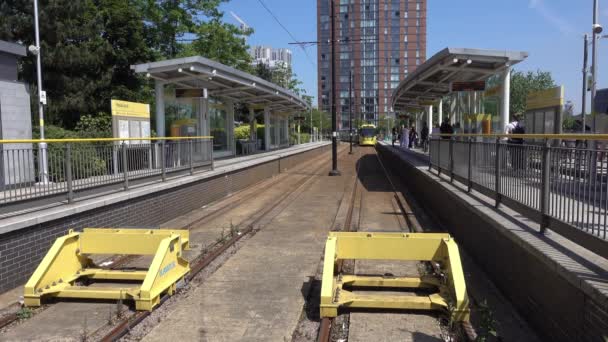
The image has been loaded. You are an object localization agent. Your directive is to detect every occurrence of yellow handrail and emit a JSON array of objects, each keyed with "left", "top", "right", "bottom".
[
  {"left": 431, "top": 133, "right": 608, "bottom": 140},
  {"left": 0, "top": 136, "right": 214, "bottom": 144}
]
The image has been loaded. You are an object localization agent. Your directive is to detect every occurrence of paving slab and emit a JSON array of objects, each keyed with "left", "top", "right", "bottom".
[{"left": 142, "top": 166, "right": 349, "bottom": 342}]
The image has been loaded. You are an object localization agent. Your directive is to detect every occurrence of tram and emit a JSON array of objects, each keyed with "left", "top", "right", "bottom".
[{"left": 358, "top": 124, "right": 377, "bottom": 146}]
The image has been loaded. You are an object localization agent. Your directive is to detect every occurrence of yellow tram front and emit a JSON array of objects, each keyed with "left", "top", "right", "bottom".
[{"left": 358, "top": 124, "right": 377, "bottom": 146}]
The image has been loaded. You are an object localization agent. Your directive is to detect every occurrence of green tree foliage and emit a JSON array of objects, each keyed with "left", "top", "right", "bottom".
[
  {"left": 298, "top": 109, "right": 330, "bottom": 134},
  {"left": 186, "top": 16, "right": 253, "bottom": 71},
  {"left": 0, "top": 0, "right": 152, "bottom": 128},
  {"left": 139, "top": 0, "right": 227, "bottom": 58},
  {"left": 487, "top": 69, "right": 556, "bottom": 119},
  {"left": 510, "top": 70, "right": 556, "bottom": 116},
  {"left": 254, "top": 62, "right": 273, "bottom": 82}
]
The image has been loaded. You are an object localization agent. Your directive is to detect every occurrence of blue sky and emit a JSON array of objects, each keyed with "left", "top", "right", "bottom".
[{"left": 221, "top": 0, "right": 608, "bottom": 113}]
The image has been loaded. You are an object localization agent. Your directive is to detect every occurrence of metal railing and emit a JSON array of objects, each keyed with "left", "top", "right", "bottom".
[
  {"left": 0, "top": 137, "right": 213, "bottom": 209},
  {"left": 429, "top": 134, "right": 608, "bottom": 259}
]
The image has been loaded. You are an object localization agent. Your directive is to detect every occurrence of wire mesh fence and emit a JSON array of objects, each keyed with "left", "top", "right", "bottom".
[{"left": 0, "top": 138, "right": 213, "bottom": 206}]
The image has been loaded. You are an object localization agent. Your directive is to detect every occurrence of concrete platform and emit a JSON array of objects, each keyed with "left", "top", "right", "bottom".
[
  {"left": 378, "top": 143, "right": 608, "bottom": 341},
  {"left": 0, "top": 142, "right": 330, "bottom": 294}
]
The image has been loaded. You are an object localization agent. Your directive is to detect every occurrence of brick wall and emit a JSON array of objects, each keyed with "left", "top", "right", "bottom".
[{"left": 0, "top": 145, "right": 328, "bottom": 293}]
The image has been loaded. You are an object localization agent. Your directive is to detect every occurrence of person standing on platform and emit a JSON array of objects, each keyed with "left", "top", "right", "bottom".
[
  {"left": 440, "top": 117, "right": 454, "bottom": 139},
  {"left": 409, "top": 125, "right": 418, "bottom": 149},
  {"left": 505, "top": 114, "right": 525, "bottom": 170},
  {"left": 421, "top": 122, "right": 429, "bottom": 152},
  {"left": 392, "top": 126, "right": 397, "bottom": 147},
  {"left": 400, "top": 124, "right": 409, "bottom": 149}
]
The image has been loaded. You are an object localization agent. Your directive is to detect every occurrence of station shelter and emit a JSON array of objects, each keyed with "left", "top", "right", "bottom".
[
  {"left": 133, "top": 56, "right": 309, "bottom": 158},
  {"left": 391, "top": 48, "right": 529, "bottom": 135}
]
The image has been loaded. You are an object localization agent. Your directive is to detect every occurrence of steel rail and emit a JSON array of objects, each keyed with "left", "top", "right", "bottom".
[{"left": 100, "top": 147, "right": 347, "bottom": 342}]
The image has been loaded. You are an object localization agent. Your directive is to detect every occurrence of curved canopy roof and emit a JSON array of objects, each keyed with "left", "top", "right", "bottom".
[
  {"left": 132, "top": 56, "right": 309, "bottom": 112},
  {"left": 392, "top": 48, "right": 528, "bottom": 112}
]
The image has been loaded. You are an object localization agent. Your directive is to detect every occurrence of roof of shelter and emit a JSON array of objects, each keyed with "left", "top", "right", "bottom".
[
  {"left": 0, "top": 40, "right": 26, "bottom": 57},
  {"left": 391, "top": 48, "right": 528, "bottom": 112},
  {"left": 132, "top": 56, "right": 309, "bottom": 112}
]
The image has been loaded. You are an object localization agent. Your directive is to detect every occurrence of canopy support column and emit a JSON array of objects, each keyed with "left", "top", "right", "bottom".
[
  {"left": 155, "top": 80, "right": 165, "bottom": 137},
  {"left": 264, "top": 107, "right": 271, "bottom": 151},
  {"left": 249, "top": 107, "right": 256, "bottom": 141},
  {"left": 500, "top": 67, "right": 511, "bottom": 133},
  {"left": 427, "top": 105, "right": 433, "bottom": 133},
  {"left": 438, "top": 99, "right": 443, "bottom": 125}
]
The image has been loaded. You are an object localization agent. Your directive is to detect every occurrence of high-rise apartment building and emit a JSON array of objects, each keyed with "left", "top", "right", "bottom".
[
  {"left": 317, "top": 0, "right": 427, "bottom": 129},
  {"left": 250, "top": 46, "right": 293, "bottom": 69}
]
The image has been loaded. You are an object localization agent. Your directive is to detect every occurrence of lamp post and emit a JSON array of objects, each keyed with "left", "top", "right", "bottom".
[
  {"left": 591, "top": 0, "right": 602, "bottom": 133},
  {"left": 329, "top": 0, "right": 340, "bottom": 176},
  {"left": 349, "top": 70, "right": 353, "bottom": 154},
  {"left": 33, "top": 0, "right": 49, "bottom": 183},
  {"left": 582, "top": 34, "right": 589, "bottom": 133}
]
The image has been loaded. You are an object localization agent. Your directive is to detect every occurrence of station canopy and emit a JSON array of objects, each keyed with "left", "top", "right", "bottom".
[
  {"left": 391, "top": 48, "right": 528, "bottom": 112},
  {"left": 132, "top": 56, "right": 309, "bottom": 112}
]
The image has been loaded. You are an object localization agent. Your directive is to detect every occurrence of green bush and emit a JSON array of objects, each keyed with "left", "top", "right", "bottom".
[
  {"left": 290, "top": 132, "right": 310, "bottom": 145},
  {"left": 234, "top": 125, "right": 250, "bottom": 140},
  {"left": 33, "top": 118, "right": 111, "bottom": 182}
]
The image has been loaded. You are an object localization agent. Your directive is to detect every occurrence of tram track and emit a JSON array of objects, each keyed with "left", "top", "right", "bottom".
[
  {"left": 0, "top": 145, "right": 341, "bottom": 340},
  {"left": 316, "top": 146, "right": 476, "bottom": 342},
  {"left": 95, "top": 146, "right": 348, "bottom": 342}
]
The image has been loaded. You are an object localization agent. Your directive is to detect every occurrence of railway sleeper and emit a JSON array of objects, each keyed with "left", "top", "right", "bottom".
[
  {"left": 23, "top": 228, "right": 190, "bottom": 311},
  {"left": 320, "top": 232, "right": 470, "bottom": 322}
]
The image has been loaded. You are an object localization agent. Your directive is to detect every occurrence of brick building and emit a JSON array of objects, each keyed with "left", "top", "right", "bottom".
[{"left": 317, "top": 0, "right": 427, "bottom": 128}]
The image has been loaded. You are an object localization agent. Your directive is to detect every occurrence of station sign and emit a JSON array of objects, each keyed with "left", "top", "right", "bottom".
[
  {"left": 111, "top": 99, "right": 151, "bottom": 145},
  {"left": 526, "top": 86, "right": 564, "bottom": 110},
  {"left": 175, "top": 88, "right": 207, "bottom": 98},
  {"left": 293, "top": 116, "right": 306, "bottom": 121},
  {"left": 451, "top": 81, "right": 486, "bottom": 92}
]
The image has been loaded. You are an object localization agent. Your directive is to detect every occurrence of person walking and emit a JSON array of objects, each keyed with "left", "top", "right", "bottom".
[
  {"left": 400, "top": 124, "right": 409, "bottom": 149},
  {"left": 409, "top": 125, "right": 418, "bottom": 149},
  {"left": 420, "top": 122, "right": 429, "bottom": 152},
  {"left": 505, "top": 114, "right": 525, "bottom": 170}
]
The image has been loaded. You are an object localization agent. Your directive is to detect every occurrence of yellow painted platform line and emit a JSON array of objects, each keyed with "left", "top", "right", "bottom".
[
  {"left": 320, "top": 232, "right": 470, "bottom": 322},
  {"left": 24, "top": 228, "right": 190, "bottom": 311}
]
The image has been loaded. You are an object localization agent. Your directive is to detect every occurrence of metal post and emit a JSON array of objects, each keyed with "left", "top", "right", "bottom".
[
  {"left": 320, "top": 110, "right": 323, "bottom": 141},
  {"left": 467, "top": 137, "right": 473, "bottom": 192},
  {"left": 210, "top": 139, "right": 215, "bottom": 170},
  {"left": 65, "top": 144, "right": 73, "bottom": 203},
  {"left": 122, "top": 143, "right": 129, "bottom": 190},
  {"left": 349, "top": 70, "right": 353, "bottom": 154},
  {"left": 437, "top": 138, "right": 441, "bottom": 176},
  {"left": 449, "top": 137, "right": 454, "bottom": 183},
  {"left": 540, "top": 139, "right": 551, "bottom": 234},
  {"left": 591, "top": 0, "right": 600, "bottom": 134},
  {"left": 582, "top": 34, "right": 589, "bottom": 133},
  {"left": 33, "top": 0, "right": 49, "bottom": 184},
  {"left": 189, "top": 139, "right": 194, "bottom": 175},
  {"left": 494, "top": 137, "right": 501, "bottom": 208},
  {"left": 160, "top": 141, "right": 166, "bottom": 181},
  {"left": 329, "top": 0, "right": 340, "bottom": 176}
]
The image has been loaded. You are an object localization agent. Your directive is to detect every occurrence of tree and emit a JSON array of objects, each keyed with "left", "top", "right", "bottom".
[
  {"left": 254, "top": 62, "right": 273, "bottom": 82},
  {"left": 510, "top": 70, "right": 556, "bottom": 116},
  {"left": 186, "top": 16, "right": 253, "bottom": 71},
  {"left": 138, "top": 0, "right": 227, "bottom": 58},
  {"left": 271, "top": 63, "right": 305, "bottom": 95},
  {"left": 0, "top": 0, "right": 153, "bottom": 128}
]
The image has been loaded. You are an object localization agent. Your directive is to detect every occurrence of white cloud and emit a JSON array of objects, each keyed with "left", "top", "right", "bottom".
[{"left": 528, "top": 0, "right": 576, "bottom": 35}]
